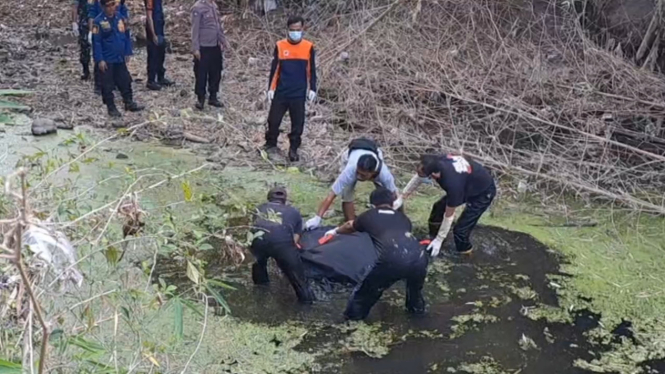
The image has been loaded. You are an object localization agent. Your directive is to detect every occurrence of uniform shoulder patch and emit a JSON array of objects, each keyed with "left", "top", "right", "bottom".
[
  {"left": 118, "top": 19, "right": 125, "bottom": 32},
  {"left": 92, "top": 25, "right": 99, "bottom": 34}
]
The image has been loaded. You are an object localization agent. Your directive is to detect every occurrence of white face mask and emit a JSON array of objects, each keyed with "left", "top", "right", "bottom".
[{"left": 288, "top": 31, "right": 303, "bottom": 42}]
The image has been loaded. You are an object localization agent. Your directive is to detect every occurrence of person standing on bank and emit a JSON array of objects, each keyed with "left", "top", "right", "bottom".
[
  {"left": 145, "top": 0, "right": 174, "bottom": 90},
  {"left": 250, "top": 186, "right": 315, "bottom": 304},
  {"left": 87, "top": 0, "right": 128, "bottom": 95},
  {"left": 92, "top": 0, "right": 144, "bottom": 117},
  {"left": 401, "top": 154, "right": 496, "bottom": 256},
  {"left": 71, "top": 0, "right": 93, "bottom": 81},
  {"left": 191, "top": 0, "right": 229, "bottom": 110},
  {"left": 264, "top": 15, "right": 317, "bottom": 162},
  {"left": 323, "top": 188, "right": 428, "bottom": 320},
  {"left": 304, "top": 138, "right": 401, "bottom": 230}
]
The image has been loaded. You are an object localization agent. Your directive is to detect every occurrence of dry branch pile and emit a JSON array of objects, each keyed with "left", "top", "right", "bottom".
[{"left": 294, "top": 0, "right": 665, "bottom": 213}]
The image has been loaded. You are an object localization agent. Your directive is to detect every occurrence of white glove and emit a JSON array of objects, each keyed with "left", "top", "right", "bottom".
[
  {"left": 324, "top": 228, "right": 338, "bottom": 237},
  {"left": 307, "top": 90, "right": 317, "bottom": 102},
  {"left": 305, "top": 215, "right": 322, "bottom": 230},
  {"left": 266, "top": 90, "right": 275, "bottom": 102},
  {"left": 87, "top": 31, "right": 92, "bottom": 45},
  {"left": 427, "top": 215, "right": 454, "bottom": 257},
  {"left": 392, "top": 196, "right": 403, "bottom": 210},
  {"left": 72, "top": 22, "right": 79, "bottom": 37},
  {"left": 427, "top": 237, "right": 444, "bottom": 257}
]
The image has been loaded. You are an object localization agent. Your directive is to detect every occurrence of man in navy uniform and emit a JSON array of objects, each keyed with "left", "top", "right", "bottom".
[
  {"left": 145, "top": 0, "right": 174, "bottom": 90},
  {"left": 92, "top": 0, "right": 144, "bottom": 117},
  {"left": 401, "top": 153, "right": 496, "bottom": 256},
  {"left": 87, "top": 0, "right": 128, "bottom": 94},
  {"left": 71, "top": 0, "right": 93, "bottom": 81}
]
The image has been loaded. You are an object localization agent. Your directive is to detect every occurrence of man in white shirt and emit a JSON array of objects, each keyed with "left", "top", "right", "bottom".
[{"left": 305, "top": 138, "right": 402, "bottom": 229}]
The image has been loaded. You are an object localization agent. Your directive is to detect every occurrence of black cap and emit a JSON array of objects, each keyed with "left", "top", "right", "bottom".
[{"left": 267, "top": 186, "right": 287, "bottom": 203}]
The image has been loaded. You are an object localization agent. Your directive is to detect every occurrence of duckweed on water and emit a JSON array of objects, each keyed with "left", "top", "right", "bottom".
[
  {"left": 337, "top": 322, "right": 396, "bottom": 358},
  {"left": 449, "top": 313, "right": 500, "bottom": 339},
  {"left": 446, "top": 356, "right": 510, "bottom": 374}
]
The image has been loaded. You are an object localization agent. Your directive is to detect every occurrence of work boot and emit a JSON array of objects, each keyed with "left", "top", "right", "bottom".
[
  {"left": 124, "top": 102, "right": 145, "bottom": 112},
  {"left": 208, "top": 96, "right": 223, "bottom": 108},
  {"left": 288, "top": 148, "right": 300, "bottom": 162},
  {"left": 262, "top": 145, "right": 281, "bottom": 160},
  {"left": 108, "top": 105, "right": 122, "bottom": 118},
  {"left": 146, "top": 81, "right": 161, "bottom": 91},
  {"left": 195, "top": 96, "right": 205, "bottom": 110},
  {"left": 158, "top": 77, "right": 174, "bottom": 87},
  {"left": 81, "top": 66, "right": 90, "bottom": 81}
]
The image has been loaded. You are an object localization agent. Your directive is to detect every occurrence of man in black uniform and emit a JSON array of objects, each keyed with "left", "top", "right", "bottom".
[
  {"left": 402, "top": 154, "right": 496, "bottom": 256},
  {"left": 325, "top": 187, "right": 428, "bottom": 320},
  {"left": 250, "top": 186, "right": 314, "bottom": 304}
]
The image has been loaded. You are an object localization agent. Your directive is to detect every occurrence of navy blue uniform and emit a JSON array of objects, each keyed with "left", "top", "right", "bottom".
[
  {"left": 426, "top": 154, "right": 496, "bottom": 253},
  {"left": 145, "top": 0, "right": 167, "bottom": 84},
  {"left": 250, "top": 202, "right": 314, "bottom": 304},
  {"left": 344, "top": 208, "right": 428, "bottom": 320},
  {"left": 92, "top": 10, "right": 135, "bottom": 110}
]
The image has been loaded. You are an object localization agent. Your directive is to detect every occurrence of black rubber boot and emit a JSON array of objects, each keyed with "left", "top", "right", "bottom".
[
  {"left": 158, "top": 77, "right": 174, "bottom": 87},
  {"left": 208, "top": 97, "right": 223, "bottom": 108},
  {"left": 195, "top": 96, "right": 205, "bottom": 110},
  {"left": 146, "top": 81, "right": 162, "bottom": 91},
  {"left": 108, "top": 105, "right": 122, "bottom": 118},
  {"left": 124, "top": 102, "right": 145, "bottom": 112},
  {"left": 288, "top": 148, "right": 300, "bottom": 162},
  {"left": 81, "top": 65, "right": 90, "bottom": 81}
]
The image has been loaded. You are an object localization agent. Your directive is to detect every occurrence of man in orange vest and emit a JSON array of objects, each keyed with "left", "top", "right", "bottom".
[{"left": 265, "top": 16, "right": 317, "bottom": 162}]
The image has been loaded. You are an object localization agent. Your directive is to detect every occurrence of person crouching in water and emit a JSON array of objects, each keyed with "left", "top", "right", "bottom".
[
  {"left": 250, "top": 186, "right": 315, "bottom": 304},
  {"left": 305, "top": 137, "right": 402, "bottom": 230},
  {"left": 324, "top": 187, "right": 428, "bottom": 320},
  {"left": 401, "top": 153, "right": 496, "bottom": 256}
]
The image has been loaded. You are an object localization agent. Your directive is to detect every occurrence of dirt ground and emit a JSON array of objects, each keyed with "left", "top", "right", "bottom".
[{"left": 0, "top": 6, "right": 345, "bottom": 172}]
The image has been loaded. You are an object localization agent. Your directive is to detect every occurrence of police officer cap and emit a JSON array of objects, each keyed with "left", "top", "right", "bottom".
[
  {"left": 100, "top": 0, "right": 116, "bottom": 6},
  {"left": 267, "top": 186, "right": 287, "bottom": 203}
]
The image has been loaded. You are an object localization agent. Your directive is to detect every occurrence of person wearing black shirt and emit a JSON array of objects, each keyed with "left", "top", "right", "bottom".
[
  {"left": 402, "top": 154, "right": 496, "bottom": 256},
  {"left": 325, "top": 188, "right": 428, "bottom": 320},
  {"left": 250, "top": 186, "right": 314, "bottom": 304}
]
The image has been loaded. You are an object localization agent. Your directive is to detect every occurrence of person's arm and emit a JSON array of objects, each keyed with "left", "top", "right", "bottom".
[
  {"left": 145, "top": 0, "right": 158, "bottom": 44},
  {"left": 293, "top": 211, "right": 303, "bottom": 244},
  {"left": 315, "top": 191, "right": 336, "bottom": 220},
  {"left": 268, "top": 46, "right": 279, "bottom": 90},
  {"left": 309, "top": 46, "right": 317, "bottom": 92},
  {"left": 191, "top": 6, "right": 201, "bottom": 57},
  {"left": 216, "top": 8, "right": 229, "bottom": 50},
  {"left": 402, "top": 174, "right": 424, "bottom": 200},
  {"left": 336, "top": 220, "right": 355, "bottom": 235},
  {"left": 92, "top": 23, "right": 105, "bottom": 68}
]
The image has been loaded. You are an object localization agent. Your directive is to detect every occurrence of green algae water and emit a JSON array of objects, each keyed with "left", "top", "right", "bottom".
[{"left": 4, "top": 127, "right": 665, "bottom": 373}]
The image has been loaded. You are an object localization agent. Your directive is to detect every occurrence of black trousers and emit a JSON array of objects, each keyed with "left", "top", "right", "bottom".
[
  {"left": 250, "top": 240, "right": 314, "bottom": 304},
  {"left": 146, "top": 32, "right": 166, "bottom": 83},
  {"left": 344, "top": 253, "right": 428, "bottom": 320},
  {"left": 265, "top": 97, "right": 306, "bottom": 151},
  {"left": 77, "top": 23, "right": 91, "bottom": 73},
  {"left": 428, "top": 182, "right": 496, "bottom": 253},
  {"left": 193, "top": 46, "right": 223, "bottom": 100},
  {"left": 101, "top": 62, "right": 133, "bottom": 108}
]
